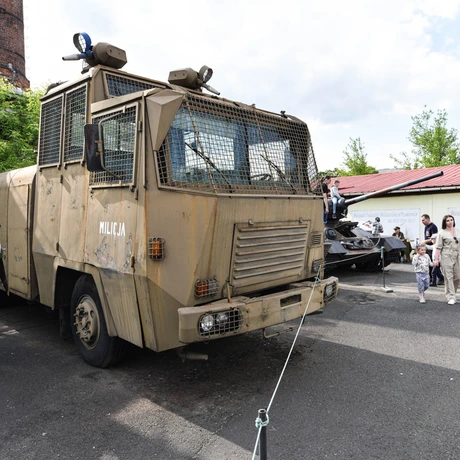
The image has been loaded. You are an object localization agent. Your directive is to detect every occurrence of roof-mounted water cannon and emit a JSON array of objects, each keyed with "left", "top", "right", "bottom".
[
  {"left": 62, "top": 33, "right": 127, "bottom": 72},
  {"left": 168, "top": 66, "right": 220, "bottom": 95}
]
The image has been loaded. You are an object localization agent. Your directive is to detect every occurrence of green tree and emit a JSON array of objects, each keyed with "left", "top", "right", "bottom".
[
  {"left": 391, "top": 107, "right": 460, "bottom": 169},
  {"left": 340, "top": 137, "right": 378, "bottom": 176},
  {"left": 0, "top": 78, "right": 44, "bottom": 172}
]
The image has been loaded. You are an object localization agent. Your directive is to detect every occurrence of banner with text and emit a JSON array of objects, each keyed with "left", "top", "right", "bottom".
[{"left": 351, "top": 209, "right": 420, "bottom": 242}]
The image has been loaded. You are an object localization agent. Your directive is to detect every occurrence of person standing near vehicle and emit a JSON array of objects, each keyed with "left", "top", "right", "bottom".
[
  {"left": 321, "top": 176, "right": 331, "bottom": 224},
  {"left": 421, "top": 214, "right": 438, "bottom": 280},
  {"left": 392, "top": 226, "right": 411, "bottom": 262},
  {"left": 372, "top": 217, "right": 383, "bottom": 236},
  {"left": 433, "top": 215, "right": 460, "bottom": 305},
  {"left": 427, "top": 234, "right": 444, "bottom": 286}
]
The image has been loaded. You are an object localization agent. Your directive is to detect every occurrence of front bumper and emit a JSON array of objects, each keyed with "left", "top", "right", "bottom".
[{"left": 178, "top": 276, "right": 339, "bottom": 343}]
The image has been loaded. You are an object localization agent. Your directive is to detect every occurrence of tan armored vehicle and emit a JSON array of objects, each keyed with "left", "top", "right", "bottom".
[{"left": 0, "top": 33, "right": 338, "bottom": 367}]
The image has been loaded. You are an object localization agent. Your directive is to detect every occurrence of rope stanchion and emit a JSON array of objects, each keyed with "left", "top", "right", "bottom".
[{"left": 251, "top": 266, "right": 323, "bottom": 459}]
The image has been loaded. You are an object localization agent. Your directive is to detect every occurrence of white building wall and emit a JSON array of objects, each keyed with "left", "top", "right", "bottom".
[{"left": 346, "top": 192, "right": 460, "bottom": 245}]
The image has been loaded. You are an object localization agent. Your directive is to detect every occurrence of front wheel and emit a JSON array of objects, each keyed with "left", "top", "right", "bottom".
[{"left": 70, "top": 275, "right": 126, "bottom": 368}]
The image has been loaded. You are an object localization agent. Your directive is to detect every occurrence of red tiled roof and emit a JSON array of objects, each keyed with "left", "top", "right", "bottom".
[{"left": 334, "top": 164, "right": 460, "bottom": 196}]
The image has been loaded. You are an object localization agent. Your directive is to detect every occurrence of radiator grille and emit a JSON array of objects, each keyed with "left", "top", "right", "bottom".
[{"left": 231, "top": 224, "right": 309, "bottom": 287}]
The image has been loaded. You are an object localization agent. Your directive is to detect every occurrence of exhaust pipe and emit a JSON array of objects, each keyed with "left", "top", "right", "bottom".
[{"left": 176, "top": 347, "right": 208, "bottom": 361}]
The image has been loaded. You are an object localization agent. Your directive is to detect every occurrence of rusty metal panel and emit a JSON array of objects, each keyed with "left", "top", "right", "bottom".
[
  {"left": 85, "top": 187, "right": 142, "bottom": 345},
  {"left": 32, "top": 169, "right": 62, "bottom": 306},
  {"left": 0, "top": 167, "right": 36, "bottom": 297},
  {"left": 7, "top": 184, "right": 30, "bottom": 296},
  {"left": 99, "top": 269, "right": 143, "bottom": 347},
  {"left": 0, "top": 172, "right": 9, "bottom": 283},
  {"left": 58, "top": 164, "right": 88, "bottom": 262}
]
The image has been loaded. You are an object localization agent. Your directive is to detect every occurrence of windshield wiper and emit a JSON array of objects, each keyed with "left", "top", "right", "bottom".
[
  {"left": 185, "top": 142, "right": 234, "bottom": 191},
  {"left": 258, "top": 154, "right": 297, "bottom": 193}
]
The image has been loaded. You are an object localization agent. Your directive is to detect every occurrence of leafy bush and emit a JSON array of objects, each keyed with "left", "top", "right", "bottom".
[{"left": 0, "top": 79, "right": 44, "bottom": 172}]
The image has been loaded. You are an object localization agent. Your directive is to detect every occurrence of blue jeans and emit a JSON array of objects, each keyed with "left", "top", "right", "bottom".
[{"left": 332, "top": 197, "right": 338, "bottom": 214}]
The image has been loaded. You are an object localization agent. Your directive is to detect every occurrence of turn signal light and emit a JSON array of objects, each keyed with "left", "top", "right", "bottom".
[
  {"left": 148, "top": 237, "right": 165, "bottom": 260},
  {"left": 195, "top": 278, "right": 219, "bottom": 298}
]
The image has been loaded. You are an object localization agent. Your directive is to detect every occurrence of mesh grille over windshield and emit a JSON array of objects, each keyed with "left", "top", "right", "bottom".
[{"left": 157, "top": 94, "right": 321, "bottom": 195}]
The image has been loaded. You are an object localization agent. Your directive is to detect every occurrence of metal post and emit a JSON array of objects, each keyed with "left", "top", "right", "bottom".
[
  {"left": 381, "top": 246, "right": 385, "bottom": 288},
  {"left": 258, "top": 409, "right": 268, "bottom": 460},
  {"left": 380, "top": 245, "right": 393, "bottom": 293}
]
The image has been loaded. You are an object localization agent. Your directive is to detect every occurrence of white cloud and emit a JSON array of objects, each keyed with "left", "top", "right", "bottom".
[{"left": 22, "top": 0, "right": 460, "bottom": 171}]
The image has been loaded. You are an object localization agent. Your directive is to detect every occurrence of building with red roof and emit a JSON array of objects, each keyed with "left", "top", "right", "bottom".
[{"left": 332, "top": 164, "right": 460, "bottom": 244}]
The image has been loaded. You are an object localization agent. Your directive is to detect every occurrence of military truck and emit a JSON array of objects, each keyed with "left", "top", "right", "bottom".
[
  {"left": 0, "top": 33, "right": 338, "bottom": 367},
  {"left": 324, "top": 171, "right": 443, "bottom": 271}
]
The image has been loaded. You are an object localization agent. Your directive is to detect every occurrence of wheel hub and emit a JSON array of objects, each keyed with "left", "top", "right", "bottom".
[{"left": 74, "top": 295, "right": 100, "bottom": 349}]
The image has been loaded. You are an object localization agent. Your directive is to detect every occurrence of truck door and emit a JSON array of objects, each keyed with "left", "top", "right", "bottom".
[{"left": 84, "top": 102, "right": 143, "bottom": 347}]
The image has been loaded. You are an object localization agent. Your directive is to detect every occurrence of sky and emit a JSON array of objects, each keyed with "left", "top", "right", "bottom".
[{"left": 22, "top": 0, "right": 460, "bottom": 172}]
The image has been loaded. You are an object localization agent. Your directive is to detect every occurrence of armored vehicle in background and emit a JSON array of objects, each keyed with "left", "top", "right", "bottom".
[{"left": 324, "top": 171, "right": 443, "bottom": 271}]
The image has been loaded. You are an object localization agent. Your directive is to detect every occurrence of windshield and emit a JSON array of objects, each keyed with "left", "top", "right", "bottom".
[{"left": 157, "top": 95, "right": 320, "bottom": 195}]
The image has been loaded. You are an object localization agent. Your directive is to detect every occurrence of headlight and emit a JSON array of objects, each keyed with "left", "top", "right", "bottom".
[
  {"left": 200, "top": 314, "right": 215, "bottom": 332},
  {"left": 215, "top": 312, "right": 229, "bottom": 324},
  {"left": 325, "top": 284, "right": 334, "bottom": 297}
]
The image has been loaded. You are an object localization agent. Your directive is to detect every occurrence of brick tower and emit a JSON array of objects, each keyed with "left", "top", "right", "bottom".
[{"left": 0, "top": 0, "right": 30, "bottom": 89}]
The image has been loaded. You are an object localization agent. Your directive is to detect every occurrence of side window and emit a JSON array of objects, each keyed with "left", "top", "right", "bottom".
[
  {"left": 89, "top": 105, "right": 137, "bottom": 186},
  {"left": 63, "top": 85, "right": 87, "bottom": 162},
  {"left": 38, "top": 95, "right": 63, "bottom": 166}
]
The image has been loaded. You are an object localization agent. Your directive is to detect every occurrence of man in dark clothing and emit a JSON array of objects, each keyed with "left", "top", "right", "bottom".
[
  {"left": 421, "top": 214, "right": 438, "bottom": 244},
  {"left": 428, "top": 233, "right": 445, "bottom": 286},
  {"left": 321, "top": 176, "right": 331, "bottom": 224},
  {"left": 421, "top": 214, "right": 438, "bottom": 282}
]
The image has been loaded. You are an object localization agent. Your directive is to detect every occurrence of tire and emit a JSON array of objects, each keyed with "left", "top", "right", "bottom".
[{"left": 70, "top": 275, "right": 126, "bottom": 368}]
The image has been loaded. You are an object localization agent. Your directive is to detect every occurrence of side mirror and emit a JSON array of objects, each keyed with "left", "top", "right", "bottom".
[{"left": 84, "top": 124, "right": 105, "bottom": 172}]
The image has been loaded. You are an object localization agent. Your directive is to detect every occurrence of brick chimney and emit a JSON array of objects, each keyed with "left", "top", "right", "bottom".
[{"left": 0, "top": 0, "right": 30, "bottom": 89}]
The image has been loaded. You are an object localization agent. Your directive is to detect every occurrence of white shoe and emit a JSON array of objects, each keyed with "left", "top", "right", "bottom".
[
  {"left": 419, "top": 297, "right": 426, "bottom": 304},
  {"left": 448, "top": 299, "right": 456, "bottom": 305}
]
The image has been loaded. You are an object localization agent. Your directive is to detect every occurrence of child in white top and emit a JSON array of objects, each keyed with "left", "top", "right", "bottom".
[
  {"left": 412, "top": 244, "right": 433, "bottom": 303},
  {"left": 330, "top": 180, "right": 342, "bottom": 219}
]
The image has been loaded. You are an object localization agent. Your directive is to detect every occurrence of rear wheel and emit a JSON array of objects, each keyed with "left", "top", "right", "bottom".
[{"left": 70, "top": 275, "right": 126, "bottom": 368}]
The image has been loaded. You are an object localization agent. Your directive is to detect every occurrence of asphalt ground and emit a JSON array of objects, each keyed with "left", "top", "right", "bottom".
[{"left": 1, "top": 262, "right": 460, "bottom": 460}]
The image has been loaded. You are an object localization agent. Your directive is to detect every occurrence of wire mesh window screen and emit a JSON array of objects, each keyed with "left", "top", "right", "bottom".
[
  {"left": 105, "top": 73, "right": 158, "bottom": 97},
  {"left": 39, "top": 96, "right": 63, "bottom": 166},
  {"left": 158, "top": 95, "right": 320, "bottom": 195},
  {"left": 63, "top": 85, "right": 87, "bottom": 162},
  {"left": 89, "top": 106, "right": 137, "bottom": 186}
]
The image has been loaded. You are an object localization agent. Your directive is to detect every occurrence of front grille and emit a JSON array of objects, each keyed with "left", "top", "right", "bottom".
[{"left": 231, "top": 223, "right": 309, "bottom": 288}]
